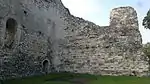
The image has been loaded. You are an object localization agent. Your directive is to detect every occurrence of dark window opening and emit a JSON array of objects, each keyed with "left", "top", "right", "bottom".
[{"left": 4, "top": 18, "right": 17, "bottom": 48}]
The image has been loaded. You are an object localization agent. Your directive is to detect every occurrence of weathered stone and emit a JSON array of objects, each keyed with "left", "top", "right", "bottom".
[{"left": 0, "top": 0, "right": 149, "bottom": 80}]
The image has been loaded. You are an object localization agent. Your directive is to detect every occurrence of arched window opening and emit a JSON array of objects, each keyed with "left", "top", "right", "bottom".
[{"left": 4, "top": 18, "right": 17, "bottom": 48}]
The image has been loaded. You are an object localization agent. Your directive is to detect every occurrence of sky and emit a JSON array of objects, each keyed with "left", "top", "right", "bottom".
[{"left": 61, "top": 0, "right": 150, "bottom": 44}]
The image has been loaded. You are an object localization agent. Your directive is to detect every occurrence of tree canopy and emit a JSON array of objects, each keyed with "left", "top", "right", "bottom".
[
  {"left": 143, "top": 43, "right": 150, "bottom": 59},
  {"left": 143, "top": 9, "right": 150, "bottom": 29}
]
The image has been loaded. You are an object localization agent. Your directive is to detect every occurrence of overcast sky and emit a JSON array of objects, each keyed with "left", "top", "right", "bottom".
[{"left": 62, "top": 0, "right": 150, "bottom": 44}]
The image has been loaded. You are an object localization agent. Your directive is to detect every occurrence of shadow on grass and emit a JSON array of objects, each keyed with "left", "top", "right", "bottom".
[
  {"left": 44, "top": 73, "right": 97, "bottom": 84},
  {"left": 3, "top": 72, "right": 97, "bottom": 84},
  {"left": 3, "top": 72, "right": 150, "bottom": 84}
]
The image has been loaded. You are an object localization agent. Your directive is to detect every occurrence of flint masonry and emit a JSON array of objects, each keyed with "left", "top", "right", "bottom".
[{"left": 0, "top": 0, "right": 149, "bottom": 79}]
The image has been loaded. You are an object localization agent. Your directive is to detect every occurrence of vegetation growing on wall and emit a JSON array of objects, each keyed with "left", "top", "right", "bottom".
[
  {"left": 143, "top": 43, "right": 150, "bottom": 59},
  {"left": 143, "top": 42, "right": 150, "bottom": 71}
]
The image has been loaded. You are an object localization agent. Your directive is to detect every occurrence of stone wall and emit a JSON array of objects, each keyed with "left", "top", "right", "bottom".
[
  {"left": 0, "top": 0, "right": 149, "bottom": 79},
  {"left": 61, "top": 7, "right": 149, "bottom": 76},
  {"left": 0, "top": 0, "right": 68, "bottom": 79}
]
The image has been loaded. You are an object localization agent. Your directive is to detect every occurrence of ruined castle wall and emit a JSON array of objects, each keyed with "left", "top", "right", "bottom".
[
  {"left": 62, "top": 7, "right": 149, "bottom": 76},
  {"left": 0, "top": 0, "right": 149, "bottom": 79},
  {"left": 0, "top": 0, "right": 68, "bottom": 79}
]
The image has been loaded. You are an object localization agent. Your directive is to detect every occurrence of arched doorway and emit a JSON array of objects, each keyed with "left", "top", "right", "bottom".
[
  {"left": 4, "top": 18, "right": 17, "bottom": 48},
  {"left": 42, "top": 60, "right": 49, "bottom": 74}
]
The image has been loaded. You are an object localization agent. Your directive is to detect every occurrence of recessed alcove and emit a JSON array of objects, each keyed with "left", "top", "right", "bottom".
[
  {"left": 4, "top": 18, "right": 17, "bottom": 48},
  {"left": 42, "top": 60, "right": 49, "bottom": 74}
]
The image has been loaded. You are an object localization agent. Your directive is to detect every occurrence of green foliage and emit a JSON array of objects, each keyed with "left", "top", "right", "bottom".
[
  {"left": 3, "top": 73, "right": 150, "bottom": 84},
  {"left": 143, "top": 43, "right": 150, "bottom": 59},
  {"left": 143, "top": 9, "right": 150, "bottom": 29}
]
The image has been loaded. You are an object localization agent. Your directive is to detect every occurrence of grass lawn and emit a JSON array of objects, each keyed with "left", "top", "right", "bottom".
[{"left": 2, "top": 73, "right": 150, "bottom": 84}]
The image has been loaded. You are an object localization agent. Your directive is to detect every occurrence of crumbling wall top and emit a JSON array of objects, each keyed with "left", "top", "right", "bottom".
[{"left": 110, "top": 6, "right": 138, "bottom": 29}]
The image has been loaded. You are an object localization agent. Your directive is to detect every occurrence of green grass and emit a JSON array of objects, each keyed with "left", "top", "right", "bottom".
[{"left": 2, "top": 73, "right": 150, "bottom": 84}]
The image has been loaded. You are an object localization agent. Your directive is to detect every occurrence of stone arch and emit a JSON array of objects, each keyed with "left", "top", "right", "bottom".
[
  {"left": 42, "top": 59, "right": 50, "bottom": 74},
  {"left": 4, "top": 18, "right": 17, "bottom": 48}
]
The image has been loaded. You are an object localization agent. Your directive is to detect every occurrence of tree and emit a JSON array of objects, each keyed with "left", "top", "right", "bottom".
[
  {"left": 143, "top": 43, "right": 150, "bottom": 59},
  {"left": 143, "top": 9, "right": 150, "bottom": 29},
  {"left": 143, "top": 43, "right": 150, "bottom": 71}
]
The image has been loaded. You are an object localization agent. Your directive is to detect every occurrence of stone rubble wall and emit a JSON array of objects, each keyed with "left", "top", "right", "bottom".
[
  {"left": 61, "top": 7, "right": 149, "bottom": 76},
  {"left": 0, "top": 0, "right": 149, "bottom": 79},
  {"left": 0, "top": 0, "right": 68, "bottom": 79}
]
